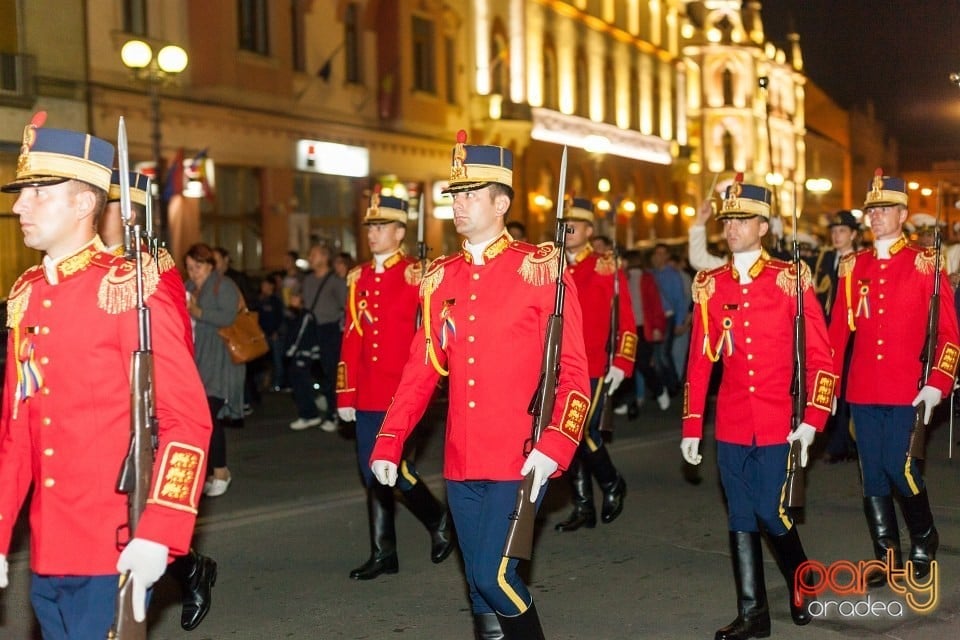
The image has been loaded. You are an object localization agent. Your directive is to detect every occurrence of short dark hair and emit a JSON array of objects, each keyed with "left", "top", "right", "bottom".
[
  {"left": 488, "top": 182, "right": 514, "bottom": 203},
  {"left": 185, "top": 243, "right": 217, "bottom": 267}
]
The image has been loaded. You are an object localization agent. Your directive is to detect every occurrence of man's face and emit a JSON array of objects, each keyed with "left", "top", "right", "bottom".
[
  {"left": 865, "top": 205, "right": 907, "bottom": 241},
  {"left": 14, "top": 181, "right": 93, "bottom": 259},
  {"left": 917, "top": 229, "right": 936, "bottom": 248},
  {"left": 830, "top": 225, "right": 855, "bottom": 252},
  {"left": 214, "top": 252, "right": 228, "bottom": 273},
  {"left": 722, "top": 216, "right": 767, "bottom": 254},
  {"left": 650, "top": 246, "right": 669, "bottom": 268},
  {"left": 309, "top": 246, "right": 330, "bottom": 269},
  {"left": 367, "top": 222, "right": 405, "bottom": 254},
  {"left": 451, "top": 186, "right": 508, "bottom": 244},
  {"left": 565, "top": 220, "right": 593, "bottom": 251}
]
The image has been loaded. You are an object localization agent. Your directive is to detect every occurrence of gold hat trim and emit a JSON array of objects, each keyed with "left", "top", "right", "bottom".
[
  {"left": 108, "top": 184, "right": 148, "bottom": 205},
  {"left": 447, "top": 164, "right": 512, "bottom": 188},
  {"left": 863, "top": 189, "right": 908, "bottom": 208},
  {"left": 15, "top": 150, "right": 112, "bottom": 191},
  {"left": 717, "top": 198, "right": 770, "bottom": 219}
]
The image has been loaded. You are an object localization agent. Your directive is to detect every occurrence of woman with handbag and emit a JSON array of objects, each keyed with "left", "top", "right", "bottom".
[{"left": 185, "top": 243, "right": 244, "bottom": 497}]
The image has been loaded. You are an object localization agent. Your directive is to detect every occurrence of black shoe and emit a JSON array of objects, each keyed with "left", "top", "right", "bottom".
[
  {"left": 862, "top": 496, "right": 902, "bottom": 588},
  {"left": 555, "top": 458, "right": 596, "bottom": 532},
  {"left": 768, "top": 527, "right": 814, "bottom": 626},
  {"left": 716, "top": 532, "right": 770, "bottom": 640},
  {"left": 402, "top": 481, "right": 456, "bottom": 564},
  {"left": 600, "top": 475, "right": 626, "bottom": 523},
  {"left": 350, "top": 485, "right": 399, "bottom": 580},
  {"left": 901, "top": 489, "right": 939, "bottom": 581},
  {"left": 627, "top": 401, "right": 640, "bottom": 420},
  {"left": 168, "top": 550, "right": 218, "bottom": 631}
]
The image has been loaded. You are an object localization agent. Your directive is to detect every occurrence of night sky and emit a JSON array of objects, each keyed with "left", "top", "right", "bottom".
[{"left": 759, "top": 0, "right": 960, "bottom": 169}]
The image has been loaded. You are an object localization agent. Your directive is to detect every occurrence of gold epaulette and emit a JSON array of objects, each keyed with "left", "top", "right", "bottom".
[
  {"left": 96, "top": 253, "right": 159, "bottom": 314},
  {"left": 405, "top": 259, "right": 426, "bottom": 286},
  {"left": 595, "top": 252, "right": 617, "bottom": 276},
  {"left": 420, "top": 254, "right": 455, "bottom": 298},
  {"left": 775, "top": 260, "right": 813, "bottom": 296},
  {"left": 156, "top": 247, "right": 177, "bottom": 274},
  {"left": 346, "top": 265, "right": 362, "bottom": 288},
  {"left": 691, "top": 268, "right": 719, "bottom": 305},
  {"left": 516, "top": 241, "right": 560, "bottom": 286},
  {"left": 838, "top": 252, "right": 856, "bottom": 279},
  {"left": 5, "top": 266, "right": 44, "bottom": 328},
  {"left": 914, "top": 246, "right": 939, "bottom": 276}
]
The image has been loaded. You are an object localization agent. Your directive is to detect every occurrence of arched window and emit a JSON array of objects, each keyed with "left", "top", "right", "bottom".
[
  {"left": 575, "top": 49, "right": 589, "bottom": 117},
  {"left": 604, "top": 57, "right": 616, "bottom": 124},
  {"left": 491, "top": 35, "right": 508, "bottom": 97},
  {"left": 722, "top": 67, "right": 734, "bottom": 106},
  {"left": 543, "top": 40, "right": 559, "bottom": 110},
  {"left": 722, "top": 129, "right": 735, "bottom": 171}
]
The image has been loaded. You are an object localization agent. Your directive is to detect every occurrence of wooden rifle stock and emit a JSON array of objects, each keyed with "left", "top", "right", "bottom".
[
  {"left": 106, "top": 572, "right": 145, "bottom": 640},
  {"left": 785, "top": 248, "right": 807, "bottom": 510},
  {"left": 910, "top": 289, "right": 940, "bottom": 460},
  {"left": 109, "top": 224, "right": 159, "bottom": 637},
  {"left": 598, "top": 299, "right": 619, "bottom": 432},
  {"left": 503, "top": 316, "right": 563, "bottom": 560}
]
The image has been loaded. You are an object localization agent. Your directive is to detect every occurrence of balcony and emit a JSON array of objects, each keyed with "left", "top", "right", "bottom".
[{"left": 0, "top": 52, "right": 36, "bottom": 108}]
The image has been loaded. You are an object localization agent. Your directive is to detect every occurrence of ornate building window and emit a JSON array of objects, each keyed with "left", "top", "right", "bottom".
[
  {"left": 238, "top": 0, "right": 270, "bottom": 55},
  {"left": 575, "top": 48, "right": 589, "bottom": 117},
  {"left": 412, "top": 16, "right": 436, "bottom": 94},
  {"left": 543, "top": 39, "right": 559, "bottom": 111}
]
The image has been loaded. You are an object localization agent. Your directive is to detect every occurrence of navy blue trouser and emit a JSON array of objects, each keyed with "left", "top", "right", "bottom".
[
  {"left": 850, "top": 403, "right": 924, "bottom": 497},
  {"left": 30, "top": 573, "right": 119, "bottom": 640},
  {"left": 356, "top": 409, "right": 419, "bottom": 491},
  {"left": 446, "top": 479, "right": 544, "bottom": 615},
  {"left": 717, "top": 441, "right": 793, "bottom": 535}
]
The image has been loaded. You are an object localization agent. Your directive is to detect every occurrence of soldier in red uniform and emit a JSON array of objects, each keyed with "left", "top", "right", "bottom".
[
  {"left": 554, "top": 197, "right": 635, "bottom": 532},
  {"left": 681, "top": 176, "right": 836, "bottom": 640},
  {"left": 829, "top": 171, "right": 960, "bottom": 586},
  {"left": 0, "top": 115, "right": 212, "bottom": 638},
  {"left": 336, "top": 194, "right": 453, "bottom": 580},
  {"left": 370, "top": 132, "right": 590, "bottom": 640},
  {"left": 95, "top": 170, "right": 220, "bottom": 631}
]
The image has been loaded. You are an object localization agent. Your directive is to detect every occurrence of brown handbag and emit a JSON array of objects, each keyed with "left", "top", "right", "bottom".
[{"left": 218, "top": 303, "right": 270, "bottom": 364}]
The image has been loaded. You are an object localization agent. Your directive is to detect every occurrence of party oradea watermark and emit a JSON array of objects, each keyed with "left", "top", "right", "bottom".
[{"left": 795, "top": 550, "right": 938, "bottom": 618}]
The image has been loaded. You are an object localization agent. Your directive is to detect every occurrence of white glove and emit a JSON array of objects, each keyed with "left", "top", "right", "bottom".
[
  {"left": 912, "top": 385, "right": 943, "bottom": 425},
  {"left": 681, "top": 437, "right": 702, "bottom": 466},
  {"left": 0, "top": 553, "right": 7, "bottom": 588},
  {"left": 337, "top": 407, "right": 357, "bottom": 423},
  {"left": 116, "top": 538, "right": 169, "bottom": 622},
  {"left": 786, "top": 423, "right": 817, "bottom": 467},
  {"left": 604, "top": 366, "right": 627, "bottom": 396},
  {"left": 371, "top": 460, "right": 398, "bottom": 486},
  {"left": 519, "top": 448, "right": 559, "bottom": 503}
]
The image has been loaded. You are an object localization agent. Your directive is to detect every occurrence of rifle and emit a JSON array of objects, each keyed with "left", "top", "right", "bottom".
[
  {"left": 503, "top": 146, "right": 569, "bottom": 560},
  {"left": 784, "top": 180, "right": 806, "bottom": 510},
  {"left": 908, "top": 184, "right": 944, "bottom": 460},
  {"left": 598, "top": 206, "right": 620, "bottom": 433},
  {"left": 108, "top": 119, "right": 160, "bottom": 640},
  {"left": 414, "top": 191, "right": 428, "bottom": 330},
  {"left": 759, "top": 77, "right": 785, "bottom": 254}
]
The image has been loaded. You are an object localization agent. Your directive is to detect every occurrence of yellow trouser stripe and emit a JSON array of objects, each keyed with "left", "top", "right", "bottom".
[
  {"left": 904, "top": 456, "right": 920, "bottom": 496},
  {"left": 496, "top": 557, "right": 528, "bottom": 612}
]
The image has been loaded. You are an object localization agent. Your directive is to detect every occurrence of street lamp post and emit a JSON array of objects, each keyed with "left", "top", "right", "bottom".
[{"left": 120, "top": 39, "right": 188, "bottom": 245}]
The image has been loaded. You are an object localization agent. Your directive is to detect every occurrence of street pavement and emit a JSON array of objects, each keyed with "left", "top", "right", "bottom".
[{"left": 2, "top": 390, "right": 960, "bottom": 639}]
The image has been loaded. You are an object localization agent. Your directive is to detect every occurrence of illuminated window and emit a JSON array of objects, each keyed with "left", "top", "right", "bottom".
[{"left": 543, "top": 40, "right": 559, "bottom": 110}]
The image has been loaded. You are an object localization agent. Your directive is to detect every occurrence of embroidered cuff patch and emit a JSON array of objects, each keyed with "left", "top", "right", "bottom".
[
  {"left": 551, "top": 390, "right": 590, "bottom": 444},
  {"left": 810, "top": 370, "right": 838, "bottom": 411},
  {"left": 936, "top": 342, "right": 960, "bottom": 378},
  {"left": 147, "top": 442, "right": 205, "bottom": 514}
]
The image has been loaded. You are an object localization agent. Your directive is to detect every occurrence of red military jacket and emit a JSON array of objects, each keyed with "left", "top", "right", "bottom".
[
  {"left": 371, "top": 231, "right": 591, "bottom": 481},
  {"left": 0, "top": 238, "right": 212, "bottom": 575},
  {"left": 337, "top": 250, "right": 422, "bottom": 411},
  {"left": 682, "top": 253, "right": 837, "bottom": 445},
  {"left": 566, "top": 246, "right": 638, "bottom": 378},
  {"left": 828, "top": 236, "right": 960, "bottom": 404},
  {"left": 633, "top": 269, "right": 667, "bottom": 343}
]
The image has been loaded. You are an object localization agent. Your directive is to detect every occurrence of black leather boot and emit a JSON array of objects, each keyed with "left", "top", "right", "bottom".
[
  {"left": 554, "top": 458, "right": 596, "bottom": 532},
  {"left": 768, "top": 527, "right": 814, "bottom": 626},
  {"left": 167, "top": 549, "right": 218, "bottom": 631},
  {"left": 350, "top": 484, "right": 398, "bottom": 580},
  {"left": 901, "top": 488, "right": 939, "bottom": 581},
  {"left": 473, "top": 612, "right": 505, "bottom": 640},
  {"left": 715, "top": 531, "right": 770, "bottom": 640},
  {"left": 587, "top": 447, "right": 626, "bottom": 523},
  {"left": 402, "top": 480, "right": 456, "bottom": 564},
  {"left": 497, "top": 602, "right": 546, "bottom": 640},
  {"left": 862, "top": 495, "right": 902, "bottom": 588}
]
